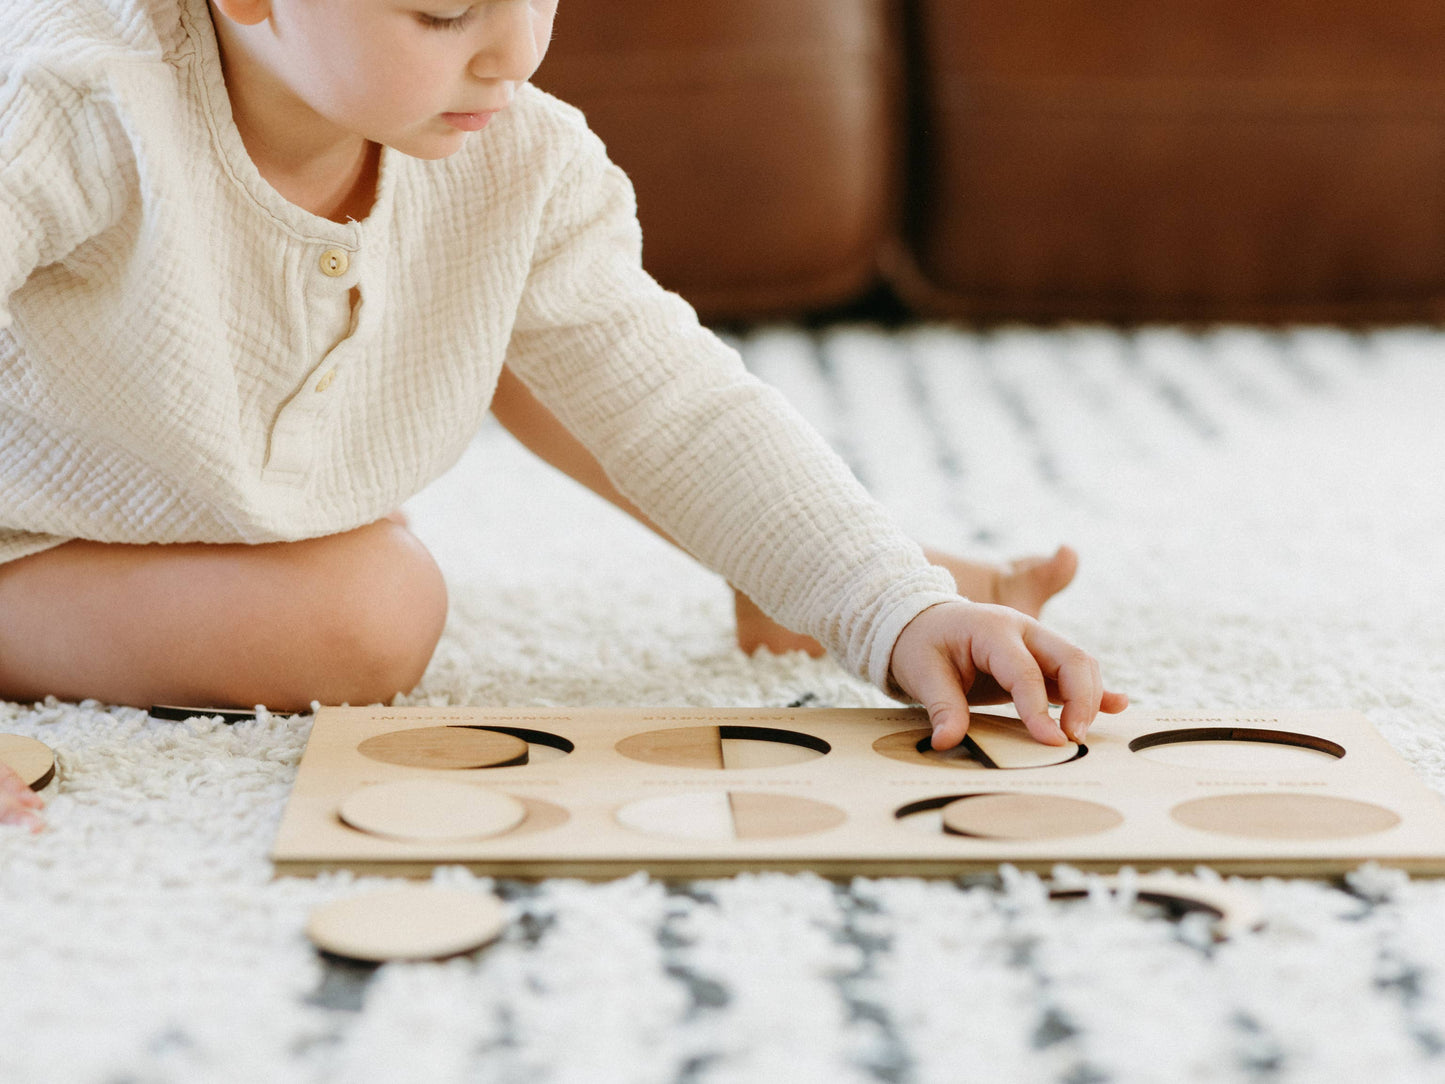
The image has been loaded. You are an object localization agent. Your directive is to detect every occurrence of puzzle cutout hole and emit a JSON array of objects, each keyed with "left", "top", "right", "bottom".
[
  {"left": 1130, "top": 727, "right": 1346, "bottom": 773},
  {"left": 1170, "top": 792, "right": 1400, "bottom": 840}
]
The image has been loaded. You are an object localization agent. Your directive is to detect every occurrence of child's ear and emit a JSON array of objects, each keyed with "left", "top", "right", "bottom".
[{"left": 210, "top": 0, "right": 272, "bottom": 28}]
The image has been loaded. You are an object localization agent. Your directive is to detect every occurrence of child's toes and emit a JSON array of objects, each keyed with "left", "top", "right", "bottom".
[{"left": 998, "top": 545, "right": 1079, "bottom": 618}]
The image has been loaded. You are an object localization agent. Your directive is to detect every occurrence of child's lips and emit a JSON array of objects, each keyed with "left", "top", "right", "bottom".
[{"left": 440, "top": 110, "right": 500, "bottom": 132}]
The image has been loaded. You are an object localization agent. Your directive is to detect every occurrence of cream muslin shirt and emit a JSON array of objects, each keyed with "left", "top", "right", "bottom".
[{"left": 0, "top": 0, "right": 959, "bottom": 691}]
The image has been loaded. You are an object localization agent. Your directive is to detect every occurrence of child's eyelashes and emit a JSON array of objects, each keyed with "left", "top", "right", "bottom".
[{"left": 415, "top": 5, "right": 477, "bottom": 31}]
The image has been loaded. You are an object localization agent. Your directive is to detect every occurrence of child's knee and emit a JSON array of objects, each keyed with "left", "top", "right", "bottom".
[{"left": 306, "top": 522, "right": 448, "bottom": 703}]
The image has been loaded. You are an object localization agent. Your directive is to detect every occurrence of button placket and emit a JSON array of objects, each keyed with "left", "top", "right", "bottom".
[
  {"left": 261, "top": 241, "right": 363, "bottom": 482},
  {"left": 308, "top": 245, "right": 359, "bottom": 395}
]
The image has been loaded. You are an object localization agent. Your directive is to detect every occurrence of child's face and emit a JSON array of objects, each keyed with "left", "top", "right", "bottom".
[{"left": 227, "top": 0, "right": 558, "bottom": 159}]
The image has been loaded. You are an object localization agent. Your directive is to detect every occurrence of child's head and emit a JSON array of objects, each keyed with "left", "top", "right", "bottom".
[{"left": 208, "top": 0, "right": 558, "bottom": 159}]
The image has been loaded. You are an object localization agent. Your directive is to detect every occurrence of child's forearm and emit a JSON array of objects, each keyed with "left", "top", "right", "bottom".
[{"left": 490, "top": 365, "right": 681, "bottom": 549}]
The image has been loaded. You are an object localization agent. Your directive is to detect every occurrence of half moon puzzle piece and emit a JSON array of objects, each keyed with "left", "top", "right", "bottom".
[
  {"left": 357, "top": 726, "right": 529, "bottom": 770},
  {"left": 963, "top": 714, "right": 1080, "bottom": 769},
  {"left": 0, "top": 734, "right": 57, "bottom": 791},
  {"left": 307, "top": 886, "right": 507, "bottom": 962},
  {"left": 338, "top": 779, "right": 527, "bottom": 842},
  {"left": 614, "top": 790, "right": 847, "bottom": 842}
]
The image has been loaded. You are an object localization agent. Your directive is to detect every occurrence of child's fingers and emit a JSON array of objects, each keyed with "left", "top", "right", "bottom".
[
  {"left": 0, "top": 764, "right": 44, "bottom": 833},
  {"left": 902, "top": 648, "right": 974, "bottom": 752},
  {"left": 1023, "top": 624, "right": 1106, "bottom": 742},
  {"left": 0, "top": 764, "right": 41, "bottom": 808},
  {"left": 891, "top": 600, "right": 1125, "bottom": 750},
  {"left": 977, "top": 631, "right": 1068, "bottom": 745},
  {"left": 1101, "top": 690, "right": 1130, "bottom": 714}
]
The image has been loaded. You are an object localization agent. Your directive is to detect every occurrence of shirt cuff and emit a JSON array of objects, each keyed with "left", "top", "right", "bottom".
[{"left": 864, "top": 583, "right": 962, "bottom": 699}]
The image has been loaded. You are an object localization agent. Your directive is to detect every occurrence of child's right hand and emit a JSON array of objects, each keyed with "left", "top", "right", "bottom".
[
  {"left": 889, "top": 599, "right": 1128, "bottom": 750},
  {"left": 0, "top": 761, "right": 44, "bottom": 832}
]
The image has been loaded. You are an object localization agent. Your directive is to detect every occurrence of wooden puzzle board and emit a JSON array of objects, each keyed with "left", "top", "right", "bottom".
[{"left": 270, "top": 706, "right": 1445, "bottom": 878}]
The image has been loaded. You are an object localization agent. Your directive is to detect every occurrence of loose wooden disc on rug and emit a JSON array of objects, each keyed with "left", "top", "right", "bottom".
[
  {"left": 307, "top": 886, "right": 507, "bottom": 962},
  {"left": 357, "top": 726, "right": 529, "bottom": 770},
  {"left": 0, "top": 734, "right": 56, "bottom": 791},
  {"left": 942, "top": 794, "right": 1124, "bottom": 840},
  {"left": 1170, "top": 793, "right": 1401, "bottom": 840},
  {"left": 338, "top": 780, "right": 527, "bottom": 842}
]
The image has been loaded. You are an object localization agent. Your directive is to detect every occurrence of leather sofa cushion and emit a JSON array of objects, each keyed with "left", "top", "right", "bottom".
[
  {"left": 892, "top": 0, "right": 1445, "bottom": 322},
  {"left": 536, "top": 1, "right": 898, "bottom": 321}
]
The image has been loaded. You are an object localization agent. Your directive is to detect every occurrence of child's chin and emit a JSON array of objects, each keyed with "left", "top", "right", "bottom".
[{"left": 386, "top": 131, "right": 472, "bottom": 162}]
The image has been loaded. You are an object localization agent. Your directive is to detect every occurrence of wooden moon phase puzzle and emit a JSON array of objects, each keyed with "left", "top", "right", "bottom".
[{"left": 271, "top": 706, "right": 1445, "bottom": 879}]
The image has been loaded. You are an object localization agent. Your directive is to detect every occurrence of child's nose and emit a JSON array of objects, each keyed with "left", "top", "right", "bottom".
[{"left": 469, "top": 2, "right": 541, "bottom": 84}]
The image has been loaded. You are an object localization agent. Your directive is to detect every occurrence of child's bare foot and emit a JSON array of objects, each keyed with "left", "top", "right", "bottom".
[
  {"left": 0, "top": 762, "right": 44, "bottom": 833},
  {"left": 734, "top": 545, "right": 1080, "bottom": 656},
  {"left": 929, "top": 544, "right": 1078, "bottom": 621}
]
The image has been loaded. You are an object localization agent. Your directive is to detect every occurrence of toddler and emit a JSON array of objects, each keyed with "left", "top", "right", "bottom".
[{"left": 0, "top": 0, "right": 1125, "bottom": 830}]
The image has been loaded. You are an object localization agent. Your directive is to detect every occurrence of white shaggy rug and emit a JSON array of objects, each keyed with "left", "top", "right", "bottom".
[{"left": 4, "top": 324, "right": 1445, "bottom": 1083}]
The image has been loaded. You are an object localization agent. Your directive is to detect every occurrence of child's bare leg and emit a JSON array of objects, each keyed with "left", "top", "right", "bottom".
[
  {"left": 0, "top": 519, "right": 447, "bottom": 829},
  {"left": 734, "top": 545, "right": 1079, "bottom": 657},
  {"left": 0, "top": 520, "right": 447, "bottom": 711}
]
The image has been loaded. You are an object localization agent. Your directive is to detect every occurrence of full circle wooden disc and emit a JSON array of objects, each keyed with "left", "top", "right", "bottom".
[
  {"left": 338, "top": 779, "right": 527, "bottom": 841},
  {"left": 357, "top": 726, "right": 529, "bottom": 770},
  {"left": 941, "top": 793, "right": 1124, "bottom": 840},
  {"left": 0, "top": 734, "right": 56, "bottom": 791},
  {"left": 1170, "top": 793, "right": 1400, "bottom": 840},
  {"left": 307, "top": 886, "right": 507, "bottom": 962}
]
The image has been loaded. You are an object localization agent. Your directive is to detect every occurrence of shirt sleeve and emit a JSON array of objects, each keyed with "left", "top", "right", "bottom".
[
  {"left": 0, "top": 63, "right": 119, "bottom": 331},
  {"left": 503, "top": 126, "right": 959, "bottom": 693}
]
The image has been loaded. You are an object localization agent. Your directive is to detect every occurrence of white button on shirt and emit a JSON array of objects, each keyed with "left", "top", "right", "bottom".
[{"left": 319, "top": 248, "right": 349, "bottom": 278}]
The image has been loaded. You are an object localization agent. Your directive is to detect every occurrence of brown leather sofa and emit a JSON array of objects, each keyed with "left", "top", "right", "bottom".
[{"left": 538, "top": 1, "right": 1445, "bottom": 324}]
